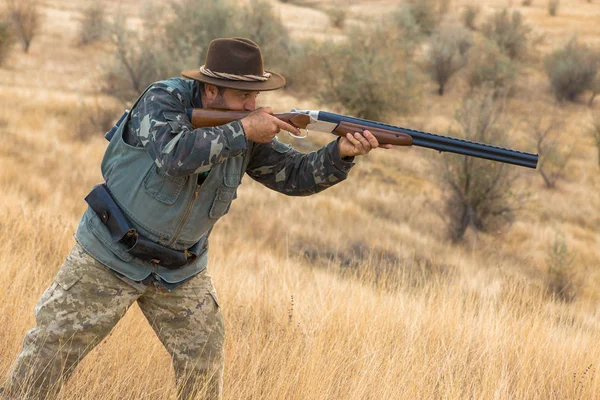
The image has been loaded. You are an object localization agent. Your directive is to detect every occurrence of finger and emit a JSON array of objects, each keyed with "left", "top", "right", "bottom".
[
  {"left": 258, "top": 106, "right": 274, "bottom": 114},
  {"left": 345, "top": 132, "right": 361, "bottom": 148},
  {"left": 381, "top": 144, "right": 393, "bottom": 149},
  {"left": 274, "top": 117, "right": 301, "bottom": 135},
  {"left": 363, "top": 130, "right": 379, "bottom": 148},
  {"left": 353, "top": 132, "right": 371, "bottom": 153}
]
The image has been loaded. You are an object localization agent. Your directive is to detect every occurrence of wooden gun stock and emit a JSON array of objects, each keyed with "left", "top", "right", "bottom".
[{"left": 190, "top": 109, "right": 311, "bottom": 129}]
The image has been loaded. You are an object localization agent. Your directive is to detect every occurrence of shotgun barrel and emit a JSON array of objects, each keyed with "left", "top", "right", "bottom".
[{"left": 316, "top": 111, "right": 539, "bottom": 169}]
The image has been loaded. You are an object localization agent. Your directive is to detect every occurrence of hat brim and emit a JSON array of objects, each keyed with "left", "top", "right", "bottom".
[{"left": 181, "top": 69, "right": 286, "bottom": 91}]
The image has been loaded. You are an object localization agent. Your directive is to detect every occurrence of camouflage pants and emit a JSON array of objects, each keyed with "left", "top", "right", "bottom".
[{"left": 3, "top": 243, "right": 224, "bottom": 400}]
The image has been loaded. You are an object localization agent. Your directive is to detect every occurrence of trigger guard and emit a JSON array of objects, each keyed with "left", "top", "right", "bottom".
[{"left": 287, "top": 129, "right": 308, "bottom": 139}]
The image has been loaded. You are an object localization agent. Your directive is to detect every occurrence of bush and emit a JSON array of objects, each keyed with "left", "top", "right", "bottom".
[
  {"left": 426, "top": 23, "right": 472, "bottom": 95},
  {"left": 5, "top": 0, "right": 40, "bottom": 53},
  {"left": 102, "top": 0, "right": 293, "bottom": 103},
  {"left": 72, "top": 99, "right": 123, "bottom": 141},
  {"left": 438, "top": 90, "right": 522, "bottom": 242},
  {"left": 544, "top": 38, "right": 599, "bottom": 102},
  {"left": 528, "top": 116, "right": 571, "bottom": 188},
  {"left": 77, "top": 1, "right": 107, "bottom": 46},
  {"left": 328, "top": 9, "right": 346, "bottom": 29},
  {"left": 467, "top": 39, "right": 516, "bottom": 94},
  {"left": 391, "top": 4, "right": 425, "bottom": 57},
  {"left": 317, "top": 27, "right": 420, "bottom": 121},
  {"left": 482, "top": 9, "right": 531, "bottom": 60},
  {"left": 461, "top": 4, "right": 480, "bottom": 31},
  {"left": 103, "top": 14, "right": 175, "bottom": 103},
  {"left": 0, "top": 19, "right": 14, "bottom": 66},
  {"left": 404, "top": 0, "right": 451, "bottom": 35},
  {"left": 548, "top": 0, "right": 559, "bottom": 16},
  {"left": 546, "top": 232, "right": 576, "bottom": 302}
]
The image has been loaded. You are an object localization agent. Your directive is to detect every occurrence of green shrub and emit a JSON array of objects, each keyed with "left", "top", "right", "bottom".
[
  {"left": 102, "top": 0, "right": 292, "bottom": 103},
  {"left": 467, "top": 39, "right": 516, "bottom": 94},
  {"left": 103, "top": 14, "right": 175, "bottom": 102},
  {"left": 317, "top": 27, "right": 420, "bottom": 120},
  {"left": 482, "top": 9, "right": 531, "bottom": 60},
  {"left": 426, "top": 23, "right": 472, "bottom": 95},
  {"left": 404, "top": 0, "right": 451, "bottom": 35},
  {"left": 391, "top": 4, "right": 424, "bottom": 57},
  {"left": 544, "top": 38, "right": 599, "bottom": 102}
]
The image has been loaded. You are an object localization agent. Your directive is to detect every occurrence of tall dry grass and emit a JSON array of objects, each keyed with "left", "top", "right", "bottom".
[{"left": 1, "top": 0, "right": 600, "bottom": 399}]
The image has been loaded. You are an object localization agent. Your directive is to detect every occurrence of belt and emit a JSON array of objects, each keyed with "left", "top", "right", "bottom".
[{"left": 84, "top": 183, "right": 208, "bottom": 269}]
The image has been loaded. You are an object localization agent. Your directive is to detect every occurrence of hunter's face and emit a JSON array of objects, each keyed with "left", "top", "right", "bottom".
[{"left": 205, "top": 84, "right": 259, "bottom": 111}]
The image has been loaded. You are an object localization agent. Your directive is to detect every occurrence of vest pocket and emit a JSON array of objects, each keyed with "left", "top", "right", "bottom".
[
  {"left": 143, "top": 166, "right": 185, "bottom": 205},
  {"left": 208, "top": 175, "right": 239, "bottom": 219}
]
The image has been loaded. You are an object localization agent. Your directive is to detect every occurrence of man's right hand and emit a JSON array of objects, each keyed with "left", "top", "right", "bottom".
[{"left": 240, "top": 107, "right": 301, "bottom": 143}]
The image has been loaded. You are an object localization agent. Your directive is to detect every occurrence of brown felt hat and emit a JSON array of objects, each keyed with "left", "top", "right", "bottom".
[{"left": 181, "top": 37, "right": 286, "bottom": 91}]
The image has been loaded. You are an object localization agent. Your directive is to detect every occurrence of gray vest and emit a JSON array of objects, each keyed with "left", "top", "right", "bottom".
[{"left": 75, "top": 78, "right": 252, "bottom": 283}]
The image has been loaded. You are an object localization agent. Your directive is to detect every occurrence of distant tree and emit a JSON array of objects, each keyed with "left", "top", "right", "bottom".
[
  {"left": 5, "top": 0, "right": 40, "bottom": 53},
  {"left": 426, "top": 23, "right": 472, "bottom": 95},
  {"left": 438, "top": 90, "right": 523, "bottom": 242},
  {"left": 481, "top": 9, "right": 531, "bottom": 60},
  {"left": 544, "top": 38, "right": 599, "bottom": 102}
]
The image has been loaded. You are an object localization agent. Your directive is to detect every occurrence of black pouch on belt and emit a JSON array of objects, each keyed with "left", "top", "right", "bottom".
[{"left": 84, "top": 184, "right": 204, "bottom": 269}]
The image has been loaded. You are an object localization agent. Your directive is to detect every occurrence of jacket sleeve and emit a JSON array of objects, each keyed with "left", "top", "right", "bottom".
[
  {"left": 245, "top": 137, "right": 356, "bottom": 196},
  {"left": 129, "top": 84, "right": 248, "bottom": 177}
]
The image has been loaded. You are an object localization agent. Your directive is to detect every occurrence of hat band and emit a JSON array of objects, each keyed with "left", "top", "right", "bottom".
[{"left": 199, "top": 65, "right": 271, "bottom": 82}]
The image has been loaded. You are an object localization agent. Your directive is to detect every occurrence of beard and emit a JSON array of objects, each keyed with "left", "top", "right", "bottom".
[{"left": 208, "top": 94, "right": 228, "bottom": 110}]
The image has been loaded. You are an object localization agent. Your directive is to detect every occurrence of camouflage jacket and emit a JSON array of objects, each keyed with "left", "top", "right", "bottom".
[
  {"left": 75, "top": 78, "right": 356, "bottom": 290},
  {"left": 123, "top": 79, "right": 356, "bottom": 195}
]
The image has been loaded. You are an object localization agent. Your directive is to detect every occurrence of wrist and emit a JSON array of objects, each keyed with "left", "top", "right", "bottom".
[{"left": 336, "top": 137, "right": 350, "bottom": 159}]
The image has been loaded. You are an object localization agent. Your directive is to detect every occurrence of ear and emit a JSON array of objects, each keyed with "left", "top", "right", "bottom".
[{"left": 204, "top": 84, "right": 219, "bottom": 102}]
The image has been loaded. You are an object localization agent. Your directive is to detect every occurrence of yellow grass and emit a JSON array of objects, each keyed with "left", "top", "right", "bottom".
[{"left": 1, "top": 0, "right": 600, "bottom": 398}]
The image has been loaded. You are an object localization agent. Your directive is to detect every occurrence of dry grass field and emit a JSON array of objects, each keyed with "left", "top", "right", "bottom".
[{"left": 1, "top": 0, "right": 600, "bottom": 398}]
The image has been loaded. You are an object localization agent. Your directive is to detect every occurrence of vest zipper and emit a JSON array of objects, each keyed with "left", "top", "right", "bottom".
[{"left": 167, "top": 185, "right": 200, "bottom": 247}]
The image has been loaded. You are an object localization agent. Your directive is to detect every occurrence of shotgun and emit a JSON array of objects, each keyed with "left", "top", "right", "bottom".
[{"left": 188, "top": 108, "right": 539, "bottom": 169}]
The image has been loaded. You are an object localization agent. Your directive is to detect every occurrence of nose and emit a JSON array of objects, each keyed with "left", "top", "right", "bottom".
[{"left": 244, "top": 96, "right": 257, "bottom": 111}]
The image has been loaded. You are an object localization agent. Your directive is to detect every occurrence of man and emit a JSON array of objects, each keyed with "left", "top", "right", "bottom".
[{"left": 3, "top": 37, "right": 390, "bottom": 399}]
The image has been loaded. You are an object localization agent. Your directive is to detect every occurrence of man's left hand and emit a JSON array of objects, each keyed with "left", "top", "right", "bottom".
[{"left": 338, "top": 130, "right": 393, "bottom": 158}]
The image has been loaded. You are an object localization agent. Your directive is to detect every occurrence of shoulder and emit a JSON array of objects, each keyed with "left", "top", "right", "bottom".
[{"left": 145, "top": 78, "right": 196, "bottom": 106}]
